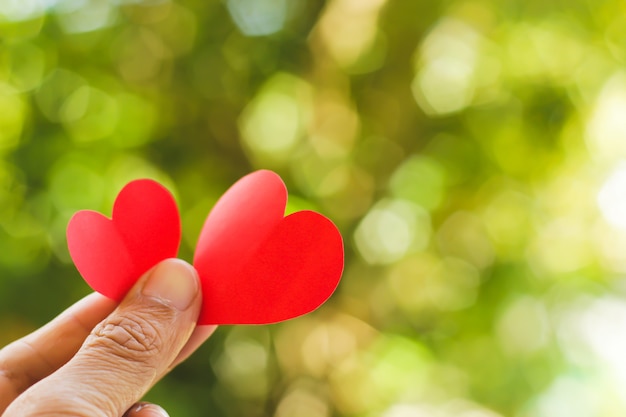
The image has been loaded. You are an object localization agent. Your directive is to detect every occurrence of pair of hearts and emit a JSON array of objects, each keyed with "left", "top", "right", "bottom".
[{"left": 66, "top": 170, "right": 344, "bottom": 325}]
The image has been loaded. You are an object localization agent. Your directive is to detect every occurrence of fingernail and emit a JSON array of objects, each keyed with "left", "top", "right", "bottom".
[
  {"left": 142, "top": 259, "right": 199, "bottom": 311},
  {"left": 128, "top": 403, "right": 170, "bottom": 417}
]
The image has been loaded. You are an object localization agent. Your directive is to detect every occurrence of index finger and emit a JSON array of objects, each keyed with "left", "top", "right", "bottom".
[{"left": 0, "top": 292, "right": 117, "bottom": 413}]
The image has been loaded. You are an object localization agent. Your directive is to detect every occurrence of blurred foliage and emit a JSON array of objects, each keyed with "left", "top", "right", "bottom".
[{"left": 2, "top": 0, "right": 626, "bottom": 416}]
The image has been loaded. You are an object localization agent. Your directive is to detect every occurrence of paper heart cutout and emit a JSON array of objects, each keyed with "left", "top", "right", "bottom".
[
  {"left": 67, "top": 179, "right": 181, "bottom": 300},
  {"left": 67, "top": 170, "right": 344, "bottom": 325},
  {"left": 193, "top": 170, "right": 344, "bottom": 324}
]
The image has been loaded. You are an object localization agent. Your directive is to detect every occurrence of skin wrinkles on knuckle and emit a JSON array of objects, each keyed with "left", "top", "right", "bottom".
[{"left": 87, "top": 307, "right": 173, "bottom": 359}]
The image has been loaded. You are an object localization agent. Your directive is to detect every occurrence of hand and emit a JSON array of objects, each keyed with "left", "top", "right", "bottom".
[{"left": 0, "top": 259, "right": 217, "bottom": 417}]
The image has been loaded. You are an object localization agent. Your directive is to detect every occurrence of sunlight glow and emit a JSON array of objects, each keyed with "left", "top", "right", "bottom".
[
  {"left": 412, "top": 18, "right": 481, "bottom": 115},
  {"left": 586, "top": 73, "right": 626, "bottom": 162},
  {"left": 598, "top": 163, "right": 626, "bottom": 230},
  {"left": 355, "top": 199, "right": 430, "bottom": 265}
]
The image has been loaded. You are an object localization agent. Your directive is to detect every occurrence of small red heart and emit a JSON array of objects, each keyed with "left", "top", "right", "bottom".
[
  {"left": 193, "top": 170, "right": 344, "bottom": 325},
  {"left": 67, "top": 179, "right": 181, "bottom": 300}
]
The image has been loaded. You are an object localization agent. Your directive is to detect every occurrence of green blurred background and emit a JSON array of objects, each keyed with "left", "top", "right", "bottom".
[{"left": 2, "top": 0, "right": 626, "bottom": 415}]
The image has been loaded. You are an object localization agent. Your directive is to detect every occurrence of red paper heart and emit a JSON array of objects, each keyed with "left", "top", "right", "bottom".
[
  {"left": 193, "top": 170, "right": 344, "bottom": 325},
  {"left": 67, "top": 179, "right": 181, "bottom": 300}
]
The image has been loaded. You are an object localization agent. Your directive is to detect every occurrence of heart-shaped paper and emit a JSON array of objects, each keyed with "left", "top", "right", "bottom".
[
  {"left": 67, "top": 170, "right": 344, "bottom": 325},
  {"left": 67, "top": 179, "right": 181, "bottom": 300},
  {"left": 193, "top": 170, "right": 344, "bottom": 324}
]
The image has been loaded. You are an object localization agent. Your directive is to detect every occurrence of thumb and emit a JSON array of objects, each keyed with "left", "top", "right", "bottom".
[{"left": 5, "top": 259, "right": 202, "bottom": 417}]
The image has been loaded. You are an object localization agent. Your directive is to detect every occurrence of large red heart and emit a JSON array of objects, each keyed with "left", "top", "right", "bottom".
[
  {"left": 193, "top": 170, "right": 344, "bottom": 324},
  {"left": 66, "top": 179, "right": 181, "bottom": 300}
]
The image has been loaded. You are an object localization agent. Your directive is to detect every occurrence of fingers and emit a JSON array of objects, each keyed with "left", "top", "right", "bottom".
[
  {"left": 0, "top": 292, "right": 116, "bottom": 413},
  {"left": 4, "top": 259, "right": 202, "bottom": 417}
]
